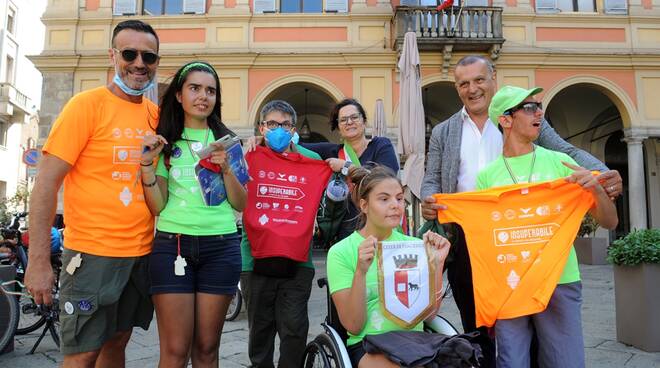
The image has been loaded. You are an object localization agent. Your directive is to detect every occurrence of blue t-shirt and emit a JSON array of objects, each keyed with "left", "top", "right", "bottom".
[{"left": 50, "top": 227, "right": 62, "bottom": 253}]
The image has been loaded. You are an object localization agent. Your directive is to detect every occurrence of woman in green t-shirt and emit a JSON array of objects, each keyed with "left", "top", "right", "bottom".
[
  {"left": 327, "top": 165, "right": 451, "bottom": 368},
  {"left": 139, "top": 61, "right": 246, "bottom": 368}
]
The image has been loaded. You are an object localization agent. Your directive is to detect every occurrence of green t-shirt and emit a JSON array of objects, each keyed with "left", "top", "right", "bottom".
[
  {"left": 476, "top": 145, "right": 581, "bottom": 284},
  {"left": 241, "top": 144, "right": 322, "bottom": 271},
  {"left": 327, "top": 230, "right": 424, "bottom": 346},
  {"left": 155, "top": 127, "right": 238, "bottom": 235}
]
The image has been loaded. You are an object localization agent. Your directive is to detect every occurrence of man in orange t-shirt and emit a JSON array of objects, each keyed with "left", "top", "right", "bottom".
[{"left": 25, "top": 20, "right": 160, "bottom": 367}]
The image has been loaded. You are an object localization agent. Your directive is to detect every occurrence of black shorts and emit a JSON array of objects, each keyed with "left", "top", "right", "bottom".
[
  {"left": 347, "top": 342, "right": 366, "bottom": 367},
  {"left": 149, "top": 231, "right": 241, "bottom": 295}
]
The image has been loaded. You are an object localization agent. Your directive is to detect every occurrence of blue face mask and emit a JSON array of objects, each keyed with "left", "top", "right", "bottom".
[
  {"left": 112, "top": 73, "right": 155, "bottom": 96},
  {"left": 265, "top": 127, "right": 293, "bottom": 153},
  {"left": 291, "top": 132, "right": 300, "bottom": 145}
]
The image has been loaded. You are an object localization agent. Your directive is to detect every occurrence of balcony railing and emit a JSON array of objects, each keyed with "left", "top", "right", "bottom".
[
  {"left": 394, "top": 6, "right": 504, "bottom": 53},
  {"left": 0, "top": 82, "right": 32, "bottom": 117}
]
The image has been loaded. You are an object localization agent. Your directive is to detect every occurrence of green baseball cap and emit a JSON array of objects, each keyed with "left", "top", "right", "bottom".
[{"left": 488, "top": 85, "right": 543, "bottom": 125}]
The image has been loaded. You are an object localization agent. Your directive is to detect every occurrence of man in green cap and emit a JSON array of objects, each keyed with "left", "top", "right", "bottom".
[{"left": 475, "top": 85, "right": 618, "bottom": 368}]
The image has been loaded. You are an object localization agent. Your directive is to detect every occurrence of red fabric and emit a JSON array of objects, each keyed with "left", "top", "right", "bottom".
[
  {"left": 243, "top": 146, "right": 332, "bottom": 262},
  {"left": 437, "top": 0, "right": 453, "bottom": 10},
  {"left": 199, "top": 157, "right": 221, "bottom": 173}
]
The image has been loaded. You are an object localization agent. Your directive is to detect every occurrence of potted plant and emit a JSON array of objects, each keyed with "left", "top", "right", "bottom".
[
  {"left": 574, "top": 214, "right": 608, "bottom": 265},
  {"left": 608, "top": 228, "right": 660, "bottom": 352}
]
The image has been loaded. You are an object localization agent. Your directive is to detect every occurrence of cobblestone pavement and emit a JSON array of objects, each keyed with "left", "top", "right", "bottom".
[{"left": 2, "top": 253, "right": 659, "bottom": 367}]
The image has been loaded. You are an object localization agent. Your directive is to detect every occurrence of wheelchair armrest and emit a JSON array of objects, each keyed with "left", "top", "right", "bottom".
[
  {"left": 317, "top": 277, "right": 327, "bottom": 289},
  {"left": 424, "top": 314, "right": 459, "bottom": 336}
]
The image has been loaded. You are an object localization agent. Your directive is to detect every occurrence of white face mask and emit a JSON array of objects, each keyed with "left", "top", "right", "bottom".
[{"left": 112, "top": 72, "right": 155, "bottom": 96}]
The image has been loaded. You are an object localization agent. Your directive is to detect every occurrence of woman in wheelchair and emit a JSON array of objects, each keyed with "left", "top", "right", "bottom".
[{"left": 326, "top": 165, "right": 451, "bottom": 368}]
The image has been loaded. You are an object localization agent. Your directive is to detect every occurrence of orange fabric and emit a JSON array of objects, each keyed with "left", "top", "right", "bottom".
[
  {"left": 43, "top": 87, "right": 158, "bottom": 257},
  {"left": 434, "top": 178, "right": 594, "bottom": 327}
]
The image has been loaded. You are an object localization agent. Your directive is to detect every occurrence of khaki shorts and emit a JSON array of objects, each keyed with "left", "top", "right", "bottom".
[{"left": 58, "top": 249, "right": 153, "bottom": 355}]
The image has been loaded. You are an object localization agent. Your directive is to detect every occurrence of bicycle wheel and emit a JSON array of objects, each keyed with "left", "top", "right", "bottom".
[
  {"left": 225, "top": 289, "right": 242, "bottom": 321},
  {"left": 0, "top": 290, "right": 20, "bottom": 353},
  {"left": 15, "top": 292, "right": 46, "bottom": 335}
]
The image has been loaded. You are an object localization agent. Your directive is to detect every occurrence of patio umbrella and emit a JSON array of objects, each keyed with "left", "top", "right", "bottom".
[
  {"left": 372, "top": 99, "right": 387, "bottom": 137},
  {"left": 397, "top": 31, "right": 425, "bottom": 200}
]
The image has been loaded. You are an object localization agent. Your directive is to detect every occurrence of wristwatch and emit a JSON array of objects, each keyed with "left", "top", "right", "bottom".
[{"left": 341, "top": 161, "right": 351, "bottom": 176}]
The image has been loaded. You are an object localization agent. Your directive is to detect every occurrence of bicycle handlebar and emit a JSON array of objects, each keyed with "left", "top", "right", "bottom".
[{"left": 0, "top": 279, "right": 30, "bottom": 297}]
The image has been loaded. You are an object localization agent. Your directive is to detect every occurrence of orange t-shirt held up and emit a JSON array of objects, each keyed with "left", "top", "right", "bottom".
[
  {"left": 42, "top": 86, "right": 158, "bottom": 257},
  {"left": 434, "top": 179, "right": 594, "bottom": 327}
]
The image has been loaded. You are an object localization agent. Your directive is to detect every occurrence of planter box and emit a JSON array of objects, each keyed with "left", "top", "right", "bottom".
[
  {"left": 574, "top": 237, "right": 608, "bottom": 265},
  {"left": 613, "top": 264, "right": 660, "bottom": 352}
]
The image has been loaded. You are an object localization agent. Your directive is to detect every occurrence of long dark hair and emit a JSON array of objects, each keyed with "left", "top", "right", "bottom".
[{"left": 157, "top": 61, "right": 234, "bottom": 159}]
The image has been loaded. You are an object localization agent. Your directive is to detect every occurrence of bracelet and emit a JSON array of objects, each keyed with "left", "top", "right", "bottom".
[
  {"left": 140, "top": 161, "right": 153, "bottom": 167},
  {"left": 142, "top": 177, "right": 157, "bottom": 187}
]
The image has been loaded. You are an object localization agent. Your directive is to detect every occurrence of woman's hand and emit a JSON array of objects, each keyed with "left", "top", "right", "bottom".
[
  {"left": 141, "top": 134, "right": 168, "bottom": 164},
  {"left": 326, "top": 158, "right": 347, "bottom": 173},
  {"left": 208, "top": 143, "right": 230, "bottom": 174},
  {"left": 423, "top": 230, "right": 450, "bottom": 266},
  {"left": 244, "top": 136, "right": 263, "bottom": 153},
  {"left": 357, "top": 235, "right": 377, "bottom": 275}
]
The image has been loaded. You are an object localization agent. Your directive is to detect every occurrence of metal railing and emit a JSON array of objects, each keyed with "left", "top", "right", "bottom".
[{"left": 394, "top": 6, "right": 504, "bottom": 51}]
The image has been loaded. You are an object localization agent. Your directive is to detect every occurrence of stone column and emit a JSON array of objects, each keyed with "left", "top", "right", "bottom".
[
  {"left": 623, "top": 136, "right": 648, "bottom": 230},
  {"left": 38, "top": 72, "right": 74, "bottom": 147}
]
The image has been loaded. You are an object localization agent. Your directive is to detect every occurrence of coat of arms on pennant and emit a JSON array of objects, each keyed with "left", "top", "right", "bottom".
[{"left": 377, "top": 240, "right": 437, "bottom": 329}]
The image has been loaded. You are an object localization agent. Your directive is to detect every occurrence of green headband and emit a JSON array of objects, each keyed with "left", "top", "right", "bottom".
[{"left": 178, "top": 62, "right": 216, "bottom": 84}]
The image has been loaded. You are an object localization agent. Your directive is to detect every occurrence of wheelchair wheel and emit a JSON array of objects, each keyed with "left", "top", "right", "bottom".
[
  {"left": 303, "top": 332, "right": 347, "bottom": 368},
  {"left": 225, "top": 288, "right": 242, "bottom": 321},
  {"left": 0, "top": 290, "right": 19, "bottom": 353}
]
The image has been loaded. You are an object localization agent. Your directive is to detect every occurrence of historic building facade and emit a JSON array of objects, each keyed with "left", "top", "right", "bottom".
[{"left": 33, "top": 0, "right": 660, "bottom": 236}]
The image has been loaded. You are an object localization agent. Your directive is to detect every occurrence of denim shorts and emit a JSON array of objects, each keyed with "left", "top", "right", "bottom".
[{"left": 149, "top": 231, "right": 241, "bottom": 295}]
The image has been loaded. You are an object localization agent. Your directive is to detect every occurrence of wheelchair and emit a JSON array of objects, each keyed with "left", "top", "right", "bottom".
[{"left": 302, "top": 277, "right": 460, "bottom": 368}]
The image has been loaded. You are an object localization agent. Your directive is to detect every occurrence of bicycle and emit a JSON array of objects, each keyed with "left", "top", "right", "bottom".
[
  {"left": 1, "top": 213, "right": 61, "bottom": 353},
  {"left": 0, "top": 280, "right": 60, "bottom": 353},
  {"left": 225, "top": 282, "right": 242, "bottom": 321},
  {"left": 0, "top": 278, "right": 20, "bottom": 353}
]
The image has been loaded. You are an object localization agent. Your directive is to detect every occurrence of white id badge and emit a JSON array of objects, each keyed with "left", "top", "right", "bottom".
[
  {"left": 66, "top": 253, "right": 82, "bottom": 275},
  {"left": 174, "top": 255, "right": 187, "bottom": 276}
]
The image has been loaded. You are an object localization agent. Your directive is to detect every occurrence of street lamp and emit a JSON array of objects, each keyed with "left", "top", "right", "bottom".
[{"left": 299, "top": 88, "right": 312, "bottom": 140}]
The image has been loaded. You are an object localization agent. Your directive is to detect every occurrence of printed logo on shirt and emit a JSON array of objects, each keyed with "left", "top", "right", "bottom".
[
  {"left": 493, "top": 223, "right": 560, "bottom": 247},
  {"left": 113, "top": 146, "right": 141, "bottom": 164},
  {"left": 111, "top": 171, "right": 132, "bottom": 181},
  {"left": 119, "top": 186, "right": 133, "bottom": 206},
  {"left": 256, "top": 184, "right": 306, "bottom": 201}
]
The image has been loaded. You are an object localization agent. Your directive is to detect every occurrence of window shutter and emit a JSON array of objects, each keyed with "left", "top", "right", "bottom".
[
  {"left": 604, "top": 0, "right": 627, "bottom": 13},
  {"left": 326, "top": 0, "right": 348, "bottom": 12},
  {"left": 183, "top": 0, "right": 206, "bottom": 14},
  {"left": 536, "top": 0, "right": 558, "bottom": 11},
  {"left": 113, "top": 0, "right": 137, "bottom": 15},
  {"left": 399, "top": 0, "right": 420, "bottom": 5},
  {"left": 254, "top": 0, "right": 277, "bottom": 13}
]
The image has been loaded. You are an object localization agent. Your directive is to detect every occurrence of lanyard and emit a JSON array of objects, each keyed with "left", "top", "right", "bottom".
[
  {"left": 502, "top": 145, "right": 536, "bottom": 184},
  {"left": 181, "top": 128, "right": 210, "bottom": 161}
]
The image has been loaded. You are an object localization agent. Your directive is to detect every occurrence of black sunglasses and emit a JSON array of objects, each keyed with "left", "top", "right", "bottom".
[
  {"left": 114, "top": 48, "right": 160, "bottom": 65},
  {"left": 505, "top": 101, "right": 543, "bottom": 116}
]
